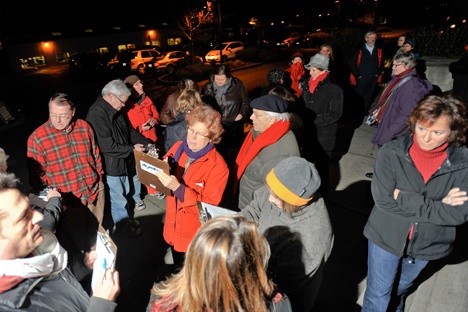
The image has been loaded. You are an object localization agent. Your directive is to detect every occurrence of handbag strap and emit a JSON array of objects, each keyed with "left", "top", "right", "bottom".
[{"left": 370, "top": 74, "right": 414, "bottom": 114}]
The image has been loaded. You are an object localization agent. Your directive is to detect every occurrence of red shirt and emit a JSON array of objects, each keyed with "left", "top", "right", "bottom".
[{"left": 27, "top": 119, "right": 103, "bottom": 206}]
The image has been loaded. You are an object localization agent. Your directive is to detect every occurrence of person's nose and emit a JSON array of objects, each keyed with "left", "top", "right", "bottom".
[
  {"left": 32, "top": 209, "right": 44, "bottom": 224},
  {"left": 422, "top": 132, "right": 432, "bottom": 142}
]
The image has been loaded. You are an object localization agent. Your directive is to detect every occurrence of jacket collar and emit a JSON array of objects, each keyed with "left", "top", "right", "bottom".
[{"left": 393, "top": 135, "right": 468, "bottom": 173}]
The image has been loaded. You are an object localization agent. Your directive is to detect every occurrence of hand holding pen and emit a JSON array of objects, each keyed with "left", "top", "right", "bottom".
[{"left": 92, "top": 257, "right": 120, "bottom": 301}]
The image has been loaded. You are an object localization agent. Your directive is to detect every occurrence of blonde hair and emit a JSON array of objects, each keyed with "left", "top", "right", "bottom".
[
  {"left": 150, "top": 215, "right": 276, "bottom": 312},
  {"left": 176, "top": 89, "right": 203, "bottom": 113}
]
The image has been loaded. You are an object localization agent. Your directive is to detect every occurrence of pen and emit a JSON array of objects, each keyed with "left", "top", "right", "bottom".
[{"left": 103, "top": 258, "right": 107, "bottom": 281}]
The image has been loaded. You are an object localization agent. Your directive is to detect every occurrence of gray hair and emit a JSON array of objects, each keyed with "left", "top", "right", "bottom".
[
  {"left": 0, "top": 172, "right": 19, "bottom": 189},
  {"left": 0, "top": 148, "right": 8, "bottom": 173},
  {"left": 101, "top": 79, "right": 131, "bottom": 97},
  {"left": 364, "top": 31, "right": 377, "bottom": 39},
  {"left": 393, "top": 52, "right": 417, "bottom": 69},
  {"left": 264, "top": 111, "right": 290, "bottom": 121},
  {"left": 49, "top": 93, "right": 75, "bottom": 110}
]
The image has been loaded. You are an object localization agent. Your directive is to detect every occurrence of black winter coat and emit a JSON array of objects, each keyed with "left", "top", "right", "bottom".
[
  {"left": 86, "top": 96, "right": 150, "bottom": 176},
  {"left": 202, "top": 76, "right": 251, "bottom": 125},
  {"left": 364, "top": 135, "right": 468, "bottom": 260},
  {"left": 300, "top": 73, "right": 343, "bottom": 153}
]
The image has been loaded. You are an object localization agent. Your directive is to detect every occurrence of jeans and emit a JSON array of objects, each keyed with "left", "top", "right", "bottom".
[
  {"left": 106, "top": 175, "right": 130, "bottom": 224},
  {"left": 132, "top": 173, "right": 142, "bottom": 202},
  {"left": 362, "top": 241, "right": 428, "bottom": 312}
]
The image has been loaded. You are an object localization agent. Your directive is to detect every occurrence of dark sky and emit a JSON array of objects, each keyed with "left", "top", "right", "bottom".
[{"left": 0, "top": 0, "right": 466, "bottom": 36}]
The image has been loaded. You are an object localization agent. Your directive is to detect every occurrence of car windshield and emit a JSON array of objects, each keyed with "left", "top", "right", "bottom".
[{"left": 212, "top": 43, "right": 228, "bottom": 50}]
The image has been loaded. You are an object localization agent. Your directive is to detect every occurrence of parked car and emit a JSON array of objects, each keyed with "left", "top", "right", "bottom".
[
  {"left": 205, "top": 41, "right": 244, "bottom": 63},
  {"left": 68, "top": 52, "right": 101, "bottom": 71},
  {"left": 107, "top": 48, "right": 163, "bottom": 75},
  {"left": 149, "top": 50, "right": 203, "bottom": 74},
  {"left": 106, "top": 50, "right": 134, "bottom": 75},
  {"left": 276, "top": 32, "right": 302, "bottom": 48}
]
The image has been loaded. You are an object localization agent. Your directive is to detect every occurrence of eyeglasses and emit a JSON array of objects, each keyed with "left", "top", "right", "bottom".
[
  {"left": 114, "top": 94, "right": 126, "bottom": 105},
  {"left": 49, "top": 113, "right": 71, "bottom": 120},
  {"left": 187, "top": 127, "right": 209, "bottom": 139},
  {"left": 392, "top": 63, "right": 404, "bottom": 68}
]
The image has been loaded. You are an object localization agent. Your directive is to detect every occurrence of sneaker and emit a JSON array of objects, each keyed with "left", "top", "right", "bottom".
[
  {"left": 149, "top": 191, "right": 166, "bottom": 200},
  {"left": 135, "top": 200, "right": 146, "bottom": 211}
]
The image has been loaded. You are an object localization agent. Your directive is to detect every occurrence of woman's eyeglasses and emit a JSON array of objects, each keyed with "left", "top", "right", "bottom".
[{"left": 187, "top": 127, "right": 209, "bottom": 139}]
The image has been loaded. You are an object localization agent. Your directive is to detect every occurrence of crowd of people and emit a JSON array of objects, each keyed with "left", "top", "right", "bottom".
[{"left": 2, "top": 29, "right": 468, "bottom": 312}]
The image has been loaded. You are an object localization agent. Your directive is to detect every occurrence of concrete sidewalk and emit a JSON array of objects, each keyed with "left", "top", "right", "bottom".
[{"left": 119, "top": 123, "right": 468, "bottom": 312}]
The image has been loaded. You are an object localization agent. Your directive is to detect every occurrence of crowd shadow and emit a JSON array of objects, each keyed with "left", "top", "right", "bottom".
[{"left": 313, "top": 181, "right": 371, "bottom": 311}]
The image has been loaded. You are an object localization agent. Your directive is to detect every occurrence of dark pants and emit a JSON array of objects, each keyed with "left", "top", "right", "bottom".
[{"left": 355, "top": 75, "right": 378, "bottom": 114}]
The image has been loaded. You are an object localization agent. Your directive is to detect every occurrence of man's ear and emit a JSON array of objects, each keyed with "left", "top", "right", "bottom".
[{"left": 268, "top": 116, "right": 277, "bottom": 126}]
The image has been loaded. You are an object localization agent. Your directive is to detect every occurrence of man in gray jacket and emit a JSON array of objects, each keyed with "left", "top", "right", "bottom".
[
  {"left": 0, "top": 172, "right": 120, "bottom": 311},
  {"left": 234, "top": 94, "right": 300, "bottom": 209}
]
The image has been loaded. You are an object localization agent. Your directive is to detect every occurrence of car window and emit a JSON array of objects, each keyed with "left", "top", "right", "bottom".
[
  {"left": 141, "top": 51, "right": 151, "bottom": 58},
  {"left": 149, "top": 51, "right": 160, "bottom": 58}
]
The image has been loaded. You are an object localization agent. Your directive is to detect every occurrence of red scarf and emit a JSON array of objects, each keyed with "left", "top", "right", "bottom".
[
  {"left": 288, "top": 62, "right": 306, "bottom": 97},
  {"left": 235, "top": 121, "right": 290, "bottom": 181},
  {"left": 0, "top": 276, "right": 24, "bottom": 294},
  {"left": 308, "top": 71, "right": 328, "bottom": 93},
  {"left": 371, "top": 69, "right": 414, "bottom": 122}
]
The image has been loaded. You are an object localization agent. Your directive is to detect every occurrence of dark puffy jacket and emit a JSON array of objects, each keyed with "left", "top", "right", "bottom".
[
  {"left": 364, "top": 135, "right": 468, "bottom": 261},
  {"left": 202, "top": 76, "right": 251, "bottom": 125},
  {"left": 164, "top": 112, "right": 187, "bottom": 153},
  {"left": 86, "top": 96, "right": 150, "bottom": 176}
]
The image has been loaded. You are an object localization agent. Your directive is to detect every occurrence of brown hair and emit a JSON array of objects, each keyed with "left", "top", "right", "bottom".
[
  {"left": 186, "top": 105, "right": 224, "bottom": 144},
  {"left": 150, "top": 215, "right": 275, "bottom": 312},
  {"left": 408, "top": 94, "right": 468, "bottom": 147}
]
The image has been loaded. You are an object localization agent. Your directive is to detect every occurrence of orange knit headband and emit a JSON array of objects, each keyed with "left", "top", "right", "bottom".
[{"left": 266, "top": 168, "right": 313, "bottom": 206}]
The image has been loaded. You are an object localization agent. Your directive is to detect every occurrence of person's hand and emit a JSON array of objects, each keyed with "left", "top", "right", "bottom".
[
  {"left": 443, "top": 187, "right": 468, "bottom": 206},
  {"left": 393, "top": 188, "right": 400, "bottom": 200},
  {"left": 141, "top": 123, "right": 152, "bottom": 131},
  {"left": 84, "top": 250, "right": 97, "bottom": 269},
  {"left": 155, "top": 170, "right": 180, "bottom": 191},
  {"left": 134, "top": 143, "right": 146, "bottom": 152},
  {"left": 235, "top": 114, "right": 242, "bottom": 121},
  {"left": 47, "top": 188, "right": 61, "bottom": 199},
  {"left": 92, "top": 268, "right": 120, "bottom": 302}
]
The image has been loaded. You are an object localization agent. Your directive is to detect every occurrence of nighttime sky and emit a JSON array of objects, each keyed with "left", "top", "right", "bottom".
[{"left": 0, "top": 0, "right": 467, "bottom": 37}]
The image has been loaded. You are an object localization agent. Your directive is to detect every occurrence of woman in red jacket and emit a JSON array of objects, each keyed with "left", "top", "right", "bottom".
[
  {"left": 155, "top": 105, "right": 229, "bottom": 270},
  {"left": 124, "top": 75, "right": 165, "bottom": 203}
]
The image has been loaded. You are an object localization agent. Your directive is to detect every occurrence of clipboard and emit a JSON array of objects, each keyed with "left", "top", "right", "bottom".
[
  {"left": 91, "top": 224, "right": 117, "bottom": 291},
  {"left": 134, "top": 150, "right": 171, "bottom": 196},
  {"left": 196, "top": 201, "right": 239, "bottom": 224}
]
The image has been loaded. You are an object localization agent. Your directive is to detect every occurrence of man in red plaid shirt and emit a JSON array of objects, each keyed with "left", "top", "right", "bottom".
[{"left": 27, "top": 93, "right": 104, "bottom": 251}]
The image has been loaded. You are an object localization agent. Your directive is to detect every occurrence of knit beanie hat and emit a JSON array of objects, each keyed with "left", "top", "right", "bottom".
[
  {"left": 291, "top": 51, "right": 303, "bottom": 60},
  {"left": 124, "top": 75, "right": 140, "bottom": 87},
  {"left": 266, "top": 157, "right": 321, "bottom": 206},
  {"left": 404, "top": 38, "right": 416, "bottom": 48},
  {"left": 305, "top": 53, "right": 329, "bottom": 71}
]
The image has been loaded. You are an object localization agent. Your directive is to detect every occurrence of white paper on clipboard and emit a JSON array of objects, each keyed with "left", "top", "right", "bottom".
[
  {"left": 196, "top": 201, "right": 239, "bottom": 224},
  {"left": 91, "top": 224, "right": 117, "bottom": 291}
]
